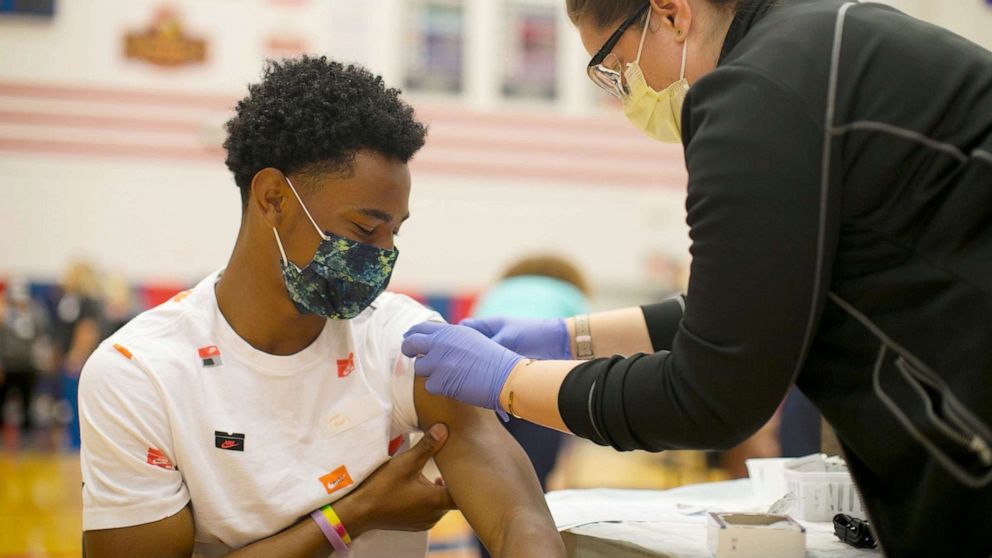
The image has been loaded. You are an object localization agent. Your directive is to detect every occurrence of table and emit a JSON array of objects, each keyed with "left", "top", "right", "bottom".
[{"left": 546, "top": 479, "right": 880, "bottom": 557}]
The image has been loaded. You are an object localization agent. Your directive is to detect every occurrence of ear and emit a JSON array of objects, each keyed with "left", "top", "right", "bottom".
[
  {"left": 250, "top": 167, "right": 289, "bottom": 229},
  {"left": 649, "top": 0, "right": 693, "bottom": 43}
]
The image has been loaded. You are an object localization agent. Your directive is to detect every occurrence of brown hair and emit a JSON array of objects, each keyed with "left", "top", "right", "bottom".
[
  {"left": 565, "top": 0, "right": 738, "bottom": 29},
  {"left": 501, "top": 255, "right": 591, "bottom": 296}
]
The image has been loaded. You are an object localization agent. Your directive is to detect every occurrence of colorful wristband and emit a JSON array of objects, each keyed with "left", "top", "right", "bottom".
[{"left": 311, "top": 504, "right": 351, "bottom": 556}]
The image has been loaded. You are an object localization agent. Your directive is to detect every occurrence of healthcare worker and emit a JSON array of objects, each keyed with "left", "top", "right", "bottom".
[{"left": 402, "top": 0, "right": 992, "bottom": 555}]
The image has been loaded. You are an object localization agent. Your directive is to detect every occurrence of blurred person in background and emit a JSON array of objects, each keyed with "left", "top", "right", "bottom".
[
  {"left": 467, "top": 255, "right": 589, "bottom": 558},
  {"left": 53, "top": 261, "right": 105, "bottom": 449},
  {"left": 101, "top": 272, "right": 139, "bottom": 336},
  {"left": 0, "top": 277, "right": 53, "bottom": 446},
  {"left": 403, "top": 0, "right": 992, "bottom": 555}
]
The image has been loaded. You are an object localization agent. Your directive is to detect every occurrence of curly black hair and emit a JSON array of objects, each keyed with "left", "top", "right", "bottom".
[{"left": 223, "top": 56, "right": 427, "bottom": 208}]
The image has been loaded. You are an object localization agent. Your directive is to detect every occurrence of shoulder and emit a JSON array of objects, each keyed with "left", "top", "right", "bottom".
[
  {"left": 697, "top": 1, "right": 859, "bottom": 107},
  {"left": 78, "top": 338, "right": 165, "bottom": 415},
  {"left": 727, "top": 0, "right": 858, "bottom": 63},
  {"left": 713, "top": 1, "right": 904, "bottom": 91},
  {"left": 82, "top": 274, "right": 217, "bottom": 393},
  {"left": 109, "top": 289, "right": 208, "bottom": 356},
  {"left": 367, "top": 292, "right": 443, "bottom": 329}
]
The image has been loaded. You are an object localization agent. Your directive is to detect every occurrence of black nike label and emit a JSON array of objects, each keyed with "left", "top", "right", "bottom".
[{"left": 214, "top": 431, "right": 245, "bottom": 452}]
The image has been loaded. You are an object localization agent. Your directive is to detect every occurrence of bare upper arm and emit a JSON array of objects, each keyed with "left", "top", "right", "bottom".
[
  {"left": 413, "top": 377, "right": 507, "bottom": 446},
  {"left": 84, "top": 505, "right": 194, "bottom": 558},
  {"left": 412, "top": 375, "right": 518, "bottom": 484},
  {"left": 412, "top": 377, "right": 562, "bottom": 557},
  {"left": 414, "top": 377, "right": 545, "bottom": 522}
]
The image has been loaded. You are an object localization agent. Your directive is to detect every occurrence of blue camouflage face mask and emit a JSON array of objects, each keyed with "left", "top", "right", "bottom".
[{"left": 273, "top": 176, "right": 398, "bottom": 320}]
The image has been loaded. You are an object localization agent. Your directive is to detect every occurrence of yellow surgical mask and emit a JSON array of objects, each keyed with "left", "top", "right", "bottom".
[{"left": 623, "top": 11, "right": 690, "bottom": 143}]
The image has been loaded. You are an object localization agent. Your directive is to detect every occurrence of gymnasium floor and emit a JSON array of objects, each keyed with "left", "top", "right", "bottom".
[{"left": 0, "top": 434, "right": 726, "bottom": 558}]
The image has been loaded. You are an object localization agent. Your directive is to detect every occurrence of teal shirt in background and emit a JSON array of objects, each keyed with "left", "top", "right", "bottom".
[{"left": 472, "top": 275, "right": 588, "bottom": 320}]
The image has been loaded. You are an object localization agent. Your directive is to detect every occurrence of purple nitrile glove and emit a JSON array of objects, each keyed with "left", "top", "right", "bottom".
[
  {"left": 459, "top": 316, "right": 570, "bottom": 361},
  {"left": 402, "top": 322, "right": 523, "bottom": 418}
]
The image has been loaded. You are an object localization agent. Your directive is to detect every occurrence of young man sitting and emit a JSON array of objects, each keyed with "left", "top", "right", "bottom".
[{"left": 79, "top": 56, "right": 566, "bottom": 558}]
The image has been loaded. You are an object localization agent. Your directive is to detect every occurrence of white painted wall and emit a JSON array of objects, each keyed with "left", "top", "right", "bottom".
[
  {"left": 0, "top": 151, "right": 688, "bottom": 297},
  {"left": 0, "top": 0, "right": 689, "bottom": 307},
  {"left": 2, "top": 0, "right": 989, "bottom": 306}
]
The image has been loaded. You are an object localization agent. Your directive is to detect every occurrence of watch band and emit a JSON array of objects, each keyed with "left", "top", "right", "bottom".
[{"left": 575, "top": 314, "right": 594, "bottom": 360}]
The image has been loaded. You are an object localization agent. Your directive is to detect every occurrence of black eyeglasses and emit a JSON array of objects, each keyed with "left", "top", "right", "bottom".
[{"left": 586, "top": 3, "right": 650, "bottom": 98}]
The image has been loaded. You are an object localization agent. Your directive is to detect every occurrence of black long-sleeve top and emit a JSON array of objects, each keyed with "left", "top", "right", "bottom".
[{"left": 557, "top": 1, "right": 992, "bottom": 555}]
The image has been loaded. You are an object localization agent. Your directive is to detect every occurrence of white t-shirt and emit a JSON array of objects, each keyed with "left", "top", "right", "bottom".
[{"left": 79, "top": 271, "right": 441, "bottom": 557}]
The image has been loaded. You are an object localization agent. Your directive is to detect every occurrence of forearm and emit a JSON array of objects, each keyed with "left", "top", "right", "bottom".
[
  {"left": 224, "top": 517, "right": 331, "bottom": 558},
  {"left": 498, "top": 359, "right": 577, "bottom": 433},
  {"left": 498, "top": 509, "right": 570, "bottom": 557},
  {"left": 564, "top": 307, "right": 653, "bottom": 358},
  {"left": 497, "top": 351, "right": 779, "bottom": 452},
  {"left": 226, "top": 495, "right": 367, "bottom": 558},
  {"left": 455, "top": 443, "right": 562, "bottom": 557},
  {"left": 436, "top": 430, "right": 564, "bottom": 558}
]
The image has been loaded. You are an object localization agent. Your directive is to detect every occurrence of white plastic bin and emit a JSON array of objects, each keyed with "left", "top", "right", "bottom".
[
  {"left": 783, "top": 455, "right": 865, "bottom": 521},
  {"left": 745, "top": 457, "right": 794, "bottom": 503}
]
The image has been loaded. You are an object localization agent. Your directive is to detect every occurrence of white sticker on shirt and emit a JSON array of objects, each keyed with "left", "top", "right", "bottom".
[{"left": 321, "top": 392, "right": 390, "bottom": 437}]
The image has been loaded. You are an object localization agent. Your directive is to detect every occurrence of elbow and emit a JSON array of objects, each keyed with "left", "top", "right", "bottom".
[
  {"left": 491, "top": 508, "right": 566, "bottom": 558},
  {"left": 596, "top": 394, "right": 770, "bottom": 453},
  {"left": 704, "top": 427, "right": 752, "bottom": 452},
  {"left": 700, "top": 406, "right": 778, "bottom": 451},
  {"left": 625, "top": 397, "right": 777, "bottom": 452},
  {"left": 621, "top": 419, "right": 748, "bottom": 453}
]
